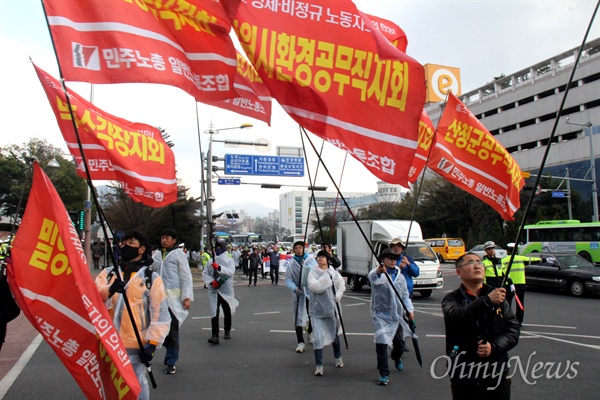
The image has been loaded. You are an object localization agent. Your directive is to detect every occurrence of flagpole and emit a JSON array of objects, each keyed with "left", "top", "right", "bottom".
[{"left": 40, "top": 2, "right": 157, "bottom": 389}]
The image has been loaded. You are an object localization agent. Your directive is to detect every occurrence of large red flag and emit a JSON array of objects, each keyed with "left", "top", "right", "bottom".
[
  {"left": 7, "top": 163, "right": 141, "bottom": 400},
  {"left": 204, "top": 51, "right": 272, "bottom": 125},
  {"left": 426, "top": 92, "right": 525, "bottom": 220},
  {"left": 408, "top": 109, "right": 436, "bottom": 183},
  {"left": 33, "top": 63, "right": 177, "bottom": 207},
  {"left": 223, "top": 0, "right": 426, "bottom": 186},
  {"left": 42, "top": 0, "right": 238, "bottom": 102}
]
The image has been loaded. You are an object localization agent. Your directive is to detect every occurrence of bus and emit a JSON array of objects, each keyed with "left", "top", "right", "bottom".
[
  {"left": 520, "top": 220, "right": 600, "bottom": 263},
  {"left": 230, "top": 233, "right": 263, "bottom": 247}
]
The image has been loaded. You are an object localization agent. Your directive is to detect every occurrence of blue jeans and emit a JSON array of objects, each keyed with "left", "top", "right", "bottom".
[
  {"left": 163, "top": 309, "right": 179, "bottom": 366},
  {"left": 314, "top": 335, "right": 341, "bottom": 366}
]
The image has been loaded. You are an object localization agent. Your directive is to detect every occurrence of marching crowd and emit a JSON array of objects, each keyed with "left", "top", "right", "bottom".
[{"left": 1, "top": 228, "right": 522, "bottom": 400}]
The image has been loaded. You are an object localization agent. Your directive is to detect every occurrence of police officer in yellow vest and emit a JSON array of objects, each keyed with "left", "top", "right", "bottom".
[
  {"left": 482, "top": 241, "right": 504, "bottom": 288},
  {"left": 502, "top": 243, "right": 539, "bottom": 325},
  {"left": 200, "top": 247, "right": 211, "bottom": 289}
]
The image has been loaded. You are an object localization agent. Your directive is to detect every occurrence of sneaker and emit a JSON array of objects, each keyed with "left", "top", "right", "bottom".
[
  {"left": 314, "top": 365, "right": 324, "bottom": 376},
  {"left": 308, "top": 333, "right": 315, "bottom": 344},
  {"left": 378, "top": 375, "right": 389, "bottom": 386},
  {"left": 395, "top": 359, "right": 404, "bottom": 372},
  {"left": 208, "top": 336, "right": 220, "bottom": 345},
  {"left": 224, "top": 331, "right": 231, "bottom": 340},
  {"left": 335, "top": 357, "right": 344, "bottom": 368},
  {"left": 295, "top": 342, "right": 305, "bottom": 353},
  {"left": 165, "top": 365, "right": 176, "bottom": 374}
]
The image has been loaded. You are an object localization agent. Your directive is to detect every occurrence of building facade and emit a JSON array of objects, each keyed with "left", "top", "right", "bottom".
[{"left": 425, "top": 38, "right": 600, "bottom": 219}]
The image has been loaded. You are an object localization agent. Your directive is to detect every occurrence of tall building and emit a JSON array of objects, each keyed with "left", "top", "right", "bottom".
[
  {"left": 279, "top": 190, "right": 372, "bottom": 240},
  {"left": 425, "top": 38, "right": 600, "bottom": 218}
]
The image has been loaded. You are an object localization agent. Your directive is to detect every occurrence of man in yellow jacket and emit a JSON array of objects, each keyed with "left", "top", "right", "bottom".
[
  {"left": 502, "top": 244, "right": 540, "bottom": 325},
  {"left": 96, "top": 230, "right": 171, "bottom": 400}
]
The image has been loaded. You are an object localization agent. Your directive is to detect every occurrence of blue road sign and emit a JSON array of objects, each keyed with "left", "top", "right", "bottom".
[
  {"left": 225, "top": 154, "right": 253, "bottom": 175},
  {"left": 551, "top": 191, "right": 565, "bottom": 198},
  {"left": 225, "top": 154, "right": 304, "bottom": 177},
  {"left": 218, "top": 178, "right": 241, "bottom": 185}
]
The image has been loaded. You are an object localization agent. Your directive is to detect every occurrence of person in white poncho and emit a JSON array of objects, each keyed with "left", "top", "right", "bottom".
[
  {"left": 203, "top": 241, "right": 238, "bottom": 345},
  {"left": 369, "top": 248, "right": 414, "bottom": 386},
  {"left": 151, "top": 228, "right": 194, "bottom": 375},
  {"left": 307, "top": 250, "right": 346, "bottom": 376}
]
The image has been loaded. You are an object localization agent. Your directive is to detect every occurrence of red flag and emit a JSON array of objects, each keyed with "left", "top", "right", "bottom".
[
  {"left": 426, "top": 92, "right": 525, "bottom": 220},
  {"left": 33, "top": 63, "right": 177, "bottom": 207},
  {"left": 224, "top": 0, "right": 426, "bottom": 186},
  {"left": 204, "top": 51, "right": 272, "bottom": 125},
  {"left": 408, "top": 109, "right": 435, "bottom": 183},
  {"left": 359, "top": 12, "right": 408, "bottom": 53},
  {"left": 7, "top": 163, "right": 141, "bottom": 400},
  {"left": 42, "top": 0, "right": 238, "bottom": 102}
]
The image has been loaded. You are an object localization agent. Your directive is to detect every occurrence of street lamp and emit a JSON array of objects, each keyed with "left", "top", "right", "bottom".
[
  {"left": 565, "top": 117, "right": 597, "bottom": 221},
  {"left": 204, "top": 123, "right": 253, "bottom": 246}
]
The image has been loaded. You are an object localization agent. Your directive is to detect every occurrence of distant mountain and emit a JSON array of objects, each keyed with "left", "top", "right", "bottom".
[{"left": 215, "top": 202, "right": 277, "bottom": 218}]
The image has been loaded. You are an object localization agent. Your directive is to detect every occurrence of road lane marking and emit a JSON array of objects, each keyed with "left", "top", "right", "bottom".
[
  {"left": 522, "top": 323, "right": 576, "bottom": 329},
  {"left": 270, "top": 329, "right": 375, "bottom": 336},
  {"left": 521, "top": 332, "right": 600, "bottom": 350},
  {"left": 0, "top": 334, "right": 43, "bottom": 400},
  {"left": 253, "top": 311, "right": 281, "bottom": 315},
  {"left": 344, "top": 303, "right": 367, "bottom": 307},
  {"left": 522, "top": 331, "right": 599, "bottom": 340}
]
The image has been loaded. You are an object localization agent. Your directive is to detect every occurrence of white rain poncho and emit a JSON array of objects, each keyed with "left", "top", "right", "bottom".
[
  {"left": 308, "top": 266, "right": 345, "bottom": 350},
  {"left": 368, "top": 266, "right": 414, "bottom": 346},
  {"left": 203, "top": 251, "right": 239, "bottom": 317},
  {"left": 285, "top": 254, "right": 317, "bottom": 327},
  {"left": 152, "top": 248, "right": 194, "bottom": 323}
]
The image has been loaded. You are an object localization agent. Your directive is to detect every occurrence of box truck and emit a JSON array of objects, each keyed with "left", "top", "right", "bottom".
[{"left": 336, "top": 220, "right": 443, "bottom": 297}]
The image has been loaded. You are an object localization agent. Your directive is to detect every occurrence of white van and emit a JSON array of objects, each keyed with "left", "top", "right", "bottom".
[{"left": 337, "top": 220, "right": 443, "bottom": 297}]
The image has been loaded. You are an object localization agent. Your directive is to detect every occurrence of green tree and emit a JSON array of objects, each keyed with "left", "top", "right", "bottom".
[{"left": 0, "top": 138, "right": 87, "bottom": 223}]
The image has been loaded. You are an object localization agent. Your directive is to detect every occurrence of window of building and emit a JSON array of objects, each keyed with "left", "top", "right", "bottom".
[
  {"left": 521, "top": 141, "right": 537, "bottom": 150},
  {"left": 538, "top": 88, "right": 555, "bottom": 99},
  {"left": 518, "top": 96, "right": 534, "bottom": 106},
  {"left": 539, "top": 112, "right": 557, "bottom": 122},
  {"left": 519, "top": 118, "right": 536, "bottom": 128},
  {"left": 500, "top": 102, "right": 516, "bottom": 112},
  {"left": 483, "top": 108, "right": 499, "bottom": 117},
  {"left": 502, "top": 124, "right": 517, "bottom": 133},
  {"left": 582, "top": 72, "right": 600, "bottom": 84}
]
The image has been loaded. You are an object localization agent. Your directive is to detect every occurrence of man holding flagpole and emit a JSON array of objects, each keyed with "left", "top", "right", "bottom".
[{"left": 96, "top": 230, "right": 171, "bottom": 400}]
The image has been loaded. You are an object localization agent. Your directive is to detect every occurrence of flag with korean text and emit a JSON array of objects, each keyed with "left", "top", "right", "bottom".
[
  {"left": 7, "top": 162, "right": 141, "bottom": 400},
  {"left": 42, "top": 0, "right": 238, "bottom": 102},
  {"left": 359, "top": 12, "right": 408, "bottom": 54},
  {"left": 205, "top": 51, "right": 272, "bottom": 125},
  {"left": 407, "top": 109, "right": 435, "bottom": 183},
  {"left": 33, "top": 63, "right": 177, "bottom": 207},
  {"left": 426, "top": 92, "right": 525, "bottom": 220},
  {"left": 223, "top": 0, "right": 426, "bottom": 186}
]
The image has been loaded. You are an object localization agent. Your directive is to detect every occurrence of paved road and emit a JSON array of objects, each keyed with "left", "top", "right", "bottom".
[{"left": 1, "top": 264, "right": 599, "bottom": 399}]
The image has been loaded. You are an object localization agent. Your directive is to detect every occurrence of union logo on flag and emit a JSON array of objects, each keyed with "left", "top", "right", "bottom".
[
  {"left": 71, "top": 42, "right": 100, "bottom": 70},
  {"left": 438, "top": 158, "right": 454, "bottom": 174}
]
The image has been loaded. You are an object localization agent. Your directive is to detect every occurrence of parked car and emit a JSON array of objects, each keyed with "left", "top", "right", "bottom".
[
  {"left": 525, "top": 253, "right": 600, "bottom": 297},
  {"left": 426, "top": 238, "right": 465, "bottom": 262},
  {"left": 469, "top": 244, "right": 508, "bottom": 259}
]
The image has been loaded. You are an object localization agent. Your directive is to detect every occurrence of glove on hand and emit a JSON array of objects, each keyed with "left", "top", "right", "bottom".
[
  {"left": 109, "top": 280, "right": 126, "bottom": 295},
  {"left": 295, "top": 288, "right": 302, "bottom": 295},
  {"left": 212, "top": 262, "right": 220, "bottom": 271},
  {"left": 211, "top": 280, "right": 220, "bottom": 289},
  {"left": 140, "top": 344, "right": 156, "bottom": 363}
]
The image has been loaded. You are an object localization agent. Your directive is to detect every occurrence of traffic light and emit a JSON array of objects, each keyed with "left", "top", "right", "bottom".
[
  {"left": 68, "top": 211, "right": 78, "bottom": 229},
  {"left": 78, "top": 210, "right": 85, "bottom": 231}
]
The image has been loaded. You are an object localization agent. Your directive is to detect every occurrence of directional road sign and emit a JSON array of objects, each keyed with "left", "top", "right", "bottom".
[
  {"left": 551, "top": 191, "right": 566, "bottom": 198},
  {"left": 225, "top": 154, "right": 304, "bottom": 177},
  {"left": 218, "top": 177, "right": 241, "bottom": 185}
]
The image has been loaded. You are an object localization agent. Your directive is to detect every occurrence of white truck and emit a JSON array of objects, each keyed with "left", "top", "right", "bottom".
[{"left": 336, "top": 220, "right": 443, "bottom": 297}]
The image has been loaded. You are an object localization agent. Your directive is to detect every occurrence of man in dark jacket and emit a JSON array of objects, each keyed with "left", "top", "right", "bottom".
[
  {"left": 248, "top": 248, "right": 262, "bottom": 286},
  {"left": 442, "top": 252, "right": 520, "bottom": 400},
  {"left": 267, "top": 245, "right": 281, "bottom": 285}
]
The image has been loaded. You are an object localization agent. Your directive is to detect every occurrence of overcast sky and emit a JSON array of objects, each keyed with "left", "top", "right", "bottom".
[{"left": 0, "top": 0, "right": 598, "bottom": 212}]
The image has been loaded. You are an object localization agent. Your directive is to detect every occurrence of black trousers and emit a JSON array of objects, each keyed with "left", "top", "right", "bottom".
[
  {"left": 270, "top": 265, "right": 279, "bottom": 284},
  {"left": 211, "top": 294, "right": 232, "bottom": 336},
  {"left": 451, "top": 377, "right": 511, "bottom": 400},
  {"left": 248, "top": 268, "right": 258, "bottom": 285}
]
